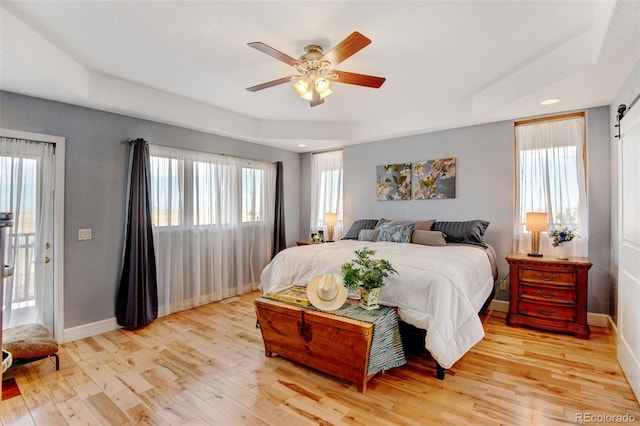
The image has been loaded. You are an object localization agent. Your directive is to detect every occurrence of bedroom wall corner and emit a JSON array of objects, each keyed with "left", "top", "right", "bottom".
[{"left": 299, "top": 152, "right": 312, "bottom": 241}]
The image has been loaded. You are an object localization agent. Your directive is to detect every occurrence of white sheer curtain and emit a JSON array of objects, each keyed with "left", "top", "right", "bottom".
[
  {"left": 148, "top": 144, "right": 275, "bottom": 315},
  {"left": 0, "top": 137, "right": 54, "bottom": 329},
  {"left": 513, "top": 115, "right": 588, "bottom": 256},
  {"left": 310, "top": 150, "right": 344, "bottom": 239}
]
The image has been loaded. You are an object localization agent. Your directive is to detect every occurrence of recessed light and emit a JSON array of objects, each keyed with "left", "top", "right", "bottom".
[
  {"left": 297, "top": 143, "right": 307, "bottom": 147},
  {"left": 540, "top": 98, "right": 561, "bottom": 105}
]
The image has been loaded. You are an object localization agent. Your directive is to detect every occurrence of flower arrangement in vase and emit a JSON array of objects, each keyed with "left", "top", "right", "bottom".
[
  {"left": 341, "top": 247, "right": 398, "bottom": 310},
  {"left": 549, "top": 226, "right": 576, "bottom": 259}
]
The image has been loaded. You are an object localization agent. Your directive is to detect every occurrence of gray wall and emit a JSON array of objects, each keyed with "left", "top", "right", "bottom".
[
  {"left": 311, "top": 107, "right": 612, "bottom": 312},
  {"left": 0, "top": 91, "right": 301, "bottom": 329},
  {"left": 609, "top": 59, "right": 640, "bottom": 323}
]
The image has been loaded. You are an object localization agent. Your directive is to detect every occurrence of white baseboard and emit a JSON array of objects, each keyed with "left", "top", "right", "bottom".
[
  {"left": 488, "top": 299, "right": 612, "bottom": 328},
  {"left": 62, "top": 305, "right": 172, "bottom": 343},
  {"left": 488, "top": 299, "right": 509, "bottom": 313},
  {"left": 587, "top": 312, "right": 610, "bottom": 328},
  {"left": 63, "top": 317, "right": 119, "bottom": 343},
  {"left": 61, "top": 292, "right": 252, "bottom": 343}
]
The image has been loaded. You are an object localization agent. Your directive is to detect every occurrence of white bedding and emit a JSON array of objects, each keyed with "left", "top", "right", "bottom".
[{"left": 259, "top": 240, "right": 494, "bottom": 369}]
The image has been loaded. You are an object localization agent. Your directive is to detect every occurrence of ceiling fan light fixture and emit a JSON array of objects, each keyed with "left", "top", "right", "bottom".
[
  {"left": 293, "top": 77, "right": 311, "bottom": 97},
  {"left": 293, "top": 75, "right": 333, "bottom": 102},
  {"left": 315, "top": 77, "right": 331, "bottom": 93}
]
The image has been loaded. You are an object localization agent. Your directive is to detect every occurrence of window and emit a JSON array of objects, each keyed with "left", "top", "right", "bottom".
[
  {"left": 149, "top": 155, "right": 181, "bottom": 227},
  {"left": 514, "top": 113, "right": 587, "bottom": 256},
  {"left": 242, "top": 167, "right": 264, "bottom": 222},
  {"left": 149, "top": 146, "right": 271, "bottom": 227},
  {"left": 147, "top": 144, "right": 276, "bottom": 314},
  {"left": 310, "top": 150, "right": 344, "bottom": 237}
]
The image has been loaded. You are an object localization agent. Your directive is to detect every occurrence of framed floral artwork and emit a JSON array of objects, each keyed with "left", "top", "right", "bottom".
[
  {"left": 412, "top": 158, "right": 456, "bottom": 199},
  {"left": 376, "top": 163, "right": 411, "bottom": 200}
]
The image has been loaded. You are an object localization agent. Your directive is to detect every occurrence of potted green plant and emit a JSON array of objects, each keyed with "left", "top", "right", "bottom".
[{"left": 341, "top": 247, "right": 398, "bottom": 310}]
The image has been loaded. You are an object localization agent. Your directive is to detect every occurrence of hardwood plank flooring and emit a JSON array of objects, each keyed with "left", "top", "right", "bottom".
[{"left": 1, "top": 291, "right": 638, "bottom": 425}]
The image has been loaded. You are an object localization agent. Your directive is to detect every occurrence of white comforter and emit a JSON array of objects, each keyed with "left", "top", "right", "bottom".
[{"left": 259, "top": 240, "right": 494, "bottom": 369}]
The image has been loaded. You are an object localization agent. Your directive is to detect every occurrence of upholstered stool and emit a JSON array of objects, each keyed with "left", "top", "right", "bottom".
[{"left": 3, "top": 324, "right": 59, "bottom": 370}]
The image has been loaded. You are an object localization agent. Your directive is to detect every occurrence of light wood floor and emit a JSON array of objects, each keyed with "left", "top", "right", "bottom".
[{"left": 1, "top": 291, "right": 639, "bottom": 425}]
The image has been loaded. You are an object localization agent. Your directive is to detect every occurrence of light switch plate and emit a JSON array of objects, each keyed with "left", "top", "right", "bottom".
[{"left": 78, "top": 228, "right": 92, "bottom": 240}]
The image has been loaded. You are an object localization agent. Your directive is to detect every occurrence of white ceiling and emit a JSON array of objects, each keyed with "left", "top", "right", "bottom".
[{"left": 1, "top": 1, "right": 639, "bottom": 153}]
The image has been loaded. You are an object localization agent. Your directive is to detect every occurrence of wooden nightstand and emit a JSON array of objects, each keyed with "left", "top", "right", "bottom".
[{"left": 506, "top": 253, "right": 592, "bottom": 338}]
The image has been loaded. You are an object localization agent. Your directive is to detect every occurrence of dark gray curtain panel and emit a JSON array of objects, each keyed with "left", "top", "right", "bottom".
[
  {"left": 117, "top": 138, "right": 158, "bottom": 329},
  {"left": 272, "top": 161, "right": 286, "bottom": 258}
]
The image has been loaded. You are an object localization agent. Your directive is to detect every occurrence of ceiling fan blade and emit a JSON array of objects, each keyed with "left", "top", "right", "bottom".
[
  {"left": 247, "top": 42, "right": 299, "bottom": 66},
  {"left": 246, "top": 76, "right": 294, "bottom": 92},
  {"left": 321, "top": 32, "right": 371, "bottom": 66},
  {"left": 333, "top": 70, "right": 386, "bottom": 88},
  {"left": 310, "top": 87, "right": 324, "bottom": 107}
]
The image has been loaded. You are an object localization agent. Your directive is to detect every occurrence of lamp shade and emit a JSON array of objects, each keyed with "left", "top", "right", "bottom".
[
  {"left": 324, "top": 212, "right": 338, "bottom": 227},
  {"left": 525, "top": 212, "right": 548, "bottom": 232}
]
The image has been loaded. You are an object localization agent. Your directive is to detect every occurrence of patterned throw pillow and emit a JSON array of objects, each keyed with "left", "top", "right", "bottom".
[{"left": 376, "top": 223, "right": 415, "bottom": 243}]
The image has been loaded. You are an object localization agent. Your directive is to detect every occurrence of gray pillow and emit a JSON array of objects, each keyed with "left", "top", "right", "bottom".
[
  {"left": 358, "top": 229, "right": 380, "bottom": 241},
  {"left": 412, "top": 230, "right": 447, "bottom": 246},
  {"left": 342, "top": 219, "right": 379, "bottom": 240},
  {"left": 431, "top": 220, "right": 490, "bottom": 247}
]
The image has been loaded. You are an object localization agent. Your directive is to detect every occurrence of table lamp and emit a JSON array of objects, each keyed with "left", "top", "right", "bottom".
[
  {"left": 324, "top": 212, "right": 338, "bottom": 242},
  {"left": 526, "top": 212, "right": 547, "bottom": 257}
]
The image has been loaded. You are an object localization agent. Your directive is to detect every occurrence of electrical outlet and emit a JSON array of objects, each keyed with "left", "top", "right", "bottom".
[
  {"left": 499, "top": 279, "right": 507, "bottom": 290},
  {"left": 78, "top": 228, "right": 92, "bottom": 241}
]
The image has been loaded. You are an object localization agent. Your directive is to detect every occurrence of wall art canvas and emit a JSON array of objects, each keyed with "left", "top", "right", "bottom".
[
  {"left": 412, "top": 158, "right": 456, "bottom": 199},
  {"left": 376, "top": 163, "right": 412, "bottom": 200}
]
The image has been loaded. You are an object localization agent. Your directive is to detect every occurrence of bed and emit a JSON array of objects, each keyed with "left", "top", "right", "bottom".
[{"left": 259, "top": 220, "right": 498, "bottom": 376}]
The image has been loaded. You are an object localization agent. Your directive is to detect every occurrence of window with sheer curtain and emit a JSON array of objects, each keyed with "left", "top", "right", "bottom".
[
  {"left": 310, "top": 150, "right": 344, "bottom": 239},
  {"left": 148, "top": 144, "right": 275, "bottom": 314},
  {"left": 513, "top": 113, "right": 588, "bottom": 256}
]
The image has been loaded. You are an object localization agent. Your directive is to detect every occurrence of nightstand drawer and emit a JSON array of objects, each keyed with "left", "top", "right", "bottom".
[
  {"left": 518, "top": 300, "right": 576, "bottom": 322},
  {"left": 519, "top": 284, "right": 576, "bottom": 304},
  {"left": 520, "top": 267, "right": 576, "bottom": 286}
]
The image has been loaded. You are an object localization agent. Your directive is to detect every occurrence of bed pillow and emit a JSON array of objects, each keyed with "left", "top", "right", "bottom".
[
  {"left": 414, "top": 219, "right": 436, "bottom": 231},
  {"left": 341, "top": 219, "right": 379, "bottom": 240},
  {"left": 431, "top": 220, "right": 490, "bottom": 247},
  {"left": 412, "top": 230, "right": 447, "bottom": 246},
  {"left": 376, "top": 223, "right": 415, "bottom": 243},
  {"left": 358, "top": 229, "right": 381, "bottom": 241},
  {"left": 375, "top": 218, "right": 435, "bottom": 230}
]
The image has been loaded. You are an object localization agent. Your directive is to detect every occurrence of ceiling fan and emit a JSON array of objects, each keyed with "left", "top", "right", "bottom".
[{"left": 246, "top": 32, "right": 386, "bottom": 107}]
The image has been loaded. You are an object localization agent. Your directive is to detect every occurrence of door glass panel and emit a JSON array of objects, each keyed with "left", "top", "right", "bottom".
[{"left": 0, "top": 138, "right": 55, "bottom": 330}]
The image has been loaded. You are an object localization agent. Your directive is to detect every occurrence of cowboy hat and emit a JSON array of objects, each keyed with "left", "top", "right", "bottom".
[{"left": 306, "top": 274, "right": 348, "bottom": 311}]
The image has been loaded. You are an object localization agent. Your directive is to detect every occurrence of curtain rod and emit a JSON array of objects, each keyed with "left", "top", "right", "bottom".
[{"left": 126, "top": 138, "right": 278, "bottom": 164}]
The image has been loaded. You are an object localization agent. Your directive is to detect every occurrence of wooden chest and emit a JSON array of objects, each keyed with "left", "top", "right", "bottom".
[
  {"left": 254, "top": 298, "right": 375, "bottom": 392},
  {"left": 506, "top": 254, "right": 592, "bottom": 338}
]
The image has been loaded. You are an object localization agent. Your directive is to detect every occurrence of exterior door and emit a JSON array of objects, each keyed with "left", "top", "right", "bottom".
[
  {"left": 618, "top": 103, "right": 640, "bottom": 402},
  {"left": 0, "top": 129, "right": 64, "bottom": 339}
]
